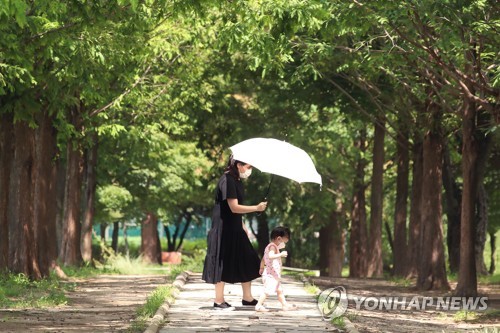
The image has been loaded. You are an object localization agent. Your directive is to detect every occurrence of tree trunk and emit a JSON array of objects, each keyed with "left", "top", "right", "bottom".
[
  {"left": 367, "top": 119, "right": 385, "bottom": 278},
  {"left": 111, "top": 221, "right": 120, "bottom": 253},
  {"left": 489, "top": 230, "right": 496, "bottom": 275},
  {"left": 320, "top": 210, "right": 345, "bottom": 277},
  {"left": 59, "top": 109, "right": 84, "bottom": 266},
  {"left": 176, "top": 213, "right": 192, "bottom": 252},
  {"left": 442, "top": 143, "right": 461, "bottom": 273},
  {"left": 472, "top": 111, "right": 493, "bottom": 277},
  {"left": 0, "top": 112, "right": 14, "bottom": 271},
  {"left": 475, "top": 184, "right": 488, "bottom": 275},
  {"left": 417, "top": 117, "right": 449, "bottom": 291},
  {"left": 100, "top": 224, "right": 107, "bottom": 242},
  {"left": 393, "top": 125, "right": 409, "bottom": 277},
  {"left": 124, "top": 223, "right": 129, "bottom": 258},
  {"left": 385, "top": 222, "right": 394, "bottom": 255},
  {"left": 455, "top": 34, "right": 494, "bottom": 295},
  {"left": 349, "top": 130, "right": 368, "bottom": 278},
  {"left": 33, "top": 111, "right": 59, "bottom": 277},
  {"left": 456, "top": 98, "right": 482, "bottom": 297},
  {"left": 81, "top": 132, "right": 98, "bottom": 263},
  {"left": 156, "top": 230, "right": 162, "bottom": 265},
  {"left": 165, "top": 214, "right": 182, "bottom": 252},
  {"left": 407, "top": 138, "right": 423, "bottom": 278},
  {"left": 165, "top": 225, "right": 173, "bottom": 252},
  {"left": 8, "top": 121, "right": 42, "bottom": 279},
  {"left": 55, "top": 157, "right": 66, "bottom": 255},
  {"left": 141, "top": 212, "right": 160, "bottom": 264}
]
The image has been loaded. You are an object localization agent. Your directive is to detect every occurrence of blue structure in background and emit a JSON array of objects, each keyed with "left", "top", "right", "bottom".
[{"left": 94, "top": 217, "right": 210, "bottom": 240}]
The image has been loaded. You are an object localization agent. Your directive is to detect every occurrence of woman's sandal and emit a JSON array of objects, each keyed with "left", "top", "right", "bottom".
[
  {"left": 255, "top": 305, "right": 269, "bottom": 312},
  {"left": 282, "top": 304, "right": 298, "bottom": 311}
]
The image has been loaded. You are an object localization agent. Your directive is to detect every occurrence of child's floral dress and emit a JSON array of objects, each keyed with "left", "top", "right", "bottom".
[{"left": 261, "top": 243, "right": 283, "bottom": 295}]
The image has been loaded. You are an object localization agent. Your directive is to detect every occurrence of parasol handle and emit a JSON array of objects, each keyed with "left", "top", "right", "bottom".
[
  {"left": 264, "top": 175, "right": 274, "bottom": 200},
  {"left": 257, "top": 175, "right": 274, "bottom": 216}
]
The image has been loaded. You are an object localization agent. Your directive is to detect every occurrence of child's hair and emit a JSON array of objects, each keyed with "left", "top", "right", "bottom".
[{"left": 270, "top": 226, "right": 291, "bottom": 240}]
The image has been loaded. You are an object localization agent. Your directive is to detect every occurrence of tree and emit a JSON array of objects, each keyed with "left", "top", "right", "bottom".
[
  {"left": 417, "top": 102, "right": 449, "bottom": 291},
  {"left": 393, "top": 120, "right": 410, "bottom": 276}
]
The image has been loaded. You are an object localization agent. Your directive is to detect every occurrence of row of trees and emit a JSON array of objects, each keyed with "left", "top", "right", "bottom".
[
  {"left": 218, "top": 0, "right": 499, "bottom": 297},
  {"left": 1, "top": 1, "right": 498, "bottom": 299}
]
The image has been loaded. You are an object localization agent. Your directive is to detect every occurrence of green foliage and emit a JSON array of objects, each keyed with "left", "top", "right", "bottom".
[
  {"left": 2, "top": 0, "right": 498, "bottom": 280},
  {"left": 128, "top": 285, "right": 175, "bottom": 333},
  {"left": 0, "top": 273, "right": 71, "bottom": 308},
  {"left": 454, "top": 310, "right": 480, "bottom": 322},
  {"left": 96, "top": 185, "right": 133, "bottom": 221},
  {"left": 331, "top": 316, "right": 346, "bottom": 329},
  {"left": 137, "top": 285, "right": 174, "bottom": 318}
]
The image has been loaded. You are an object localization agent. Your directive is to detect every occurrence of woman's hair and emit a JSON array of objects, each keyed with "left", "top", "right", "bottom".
[
  {"left": 224, "top": 155, "right": 244, "bottom": 178},
  {"left": 270, "top": 226, "right": 291, "bottom": 240}
]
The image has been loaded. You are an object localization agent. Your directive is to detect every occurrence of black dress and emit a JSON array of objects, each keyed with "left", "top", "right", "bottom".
[{"left": 202, "top": 173, "right": 261, "bottom": 284}]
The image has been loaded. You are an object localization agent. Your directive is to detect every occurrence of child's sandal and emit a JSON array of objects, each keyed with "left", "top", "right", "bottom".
[{"left": 255, "top": 305, "right": 269, "bottom": 312}]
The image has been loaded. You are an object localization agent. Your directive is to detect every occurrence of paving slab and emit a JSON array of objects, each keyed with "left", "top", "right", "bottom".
[{"left": 159, "top": 273, "right": 339, "bottom": 332}]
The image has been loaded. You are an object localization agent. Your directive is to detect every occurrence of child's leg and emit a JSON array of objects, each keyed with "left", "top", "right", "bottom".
[
  {"left": 277, "top": 290, "right": 287, "bottom": 307},
  {"left": 278, "top": 289, "right": 297, "bottom": 311},
  {"left": 255, "top": 293, "right": 269, "bottom": 312}
]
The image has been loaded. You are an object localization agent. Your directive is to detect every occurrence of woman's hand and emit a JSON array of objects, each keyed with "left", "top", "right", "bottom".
[{"left": 255, "top": 201, "right": 268, "bottom": 212}]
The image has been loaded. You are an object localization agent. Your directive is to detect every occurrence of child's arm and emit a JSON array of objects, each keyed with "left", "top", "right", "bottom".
[
  {"left": 259, "top": 258, "right": 265, "bottom": 275},
  {"left": 268, "top": 248, "right": 287, "bottom": 259}
]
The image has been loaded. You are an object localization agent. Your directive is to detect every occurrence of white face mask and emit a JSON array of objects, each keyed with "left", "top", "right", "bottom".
[
  {"left": 239, "top": 168, "right": 252, "bottom": 179},
  {"left": 277, "top": 242, "right": 286, "bottom": 249}
]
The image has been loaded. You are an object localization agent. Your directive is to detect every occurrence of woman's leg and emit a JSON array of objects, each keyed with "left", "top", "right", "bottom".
[
  {"left": 215, "top": 281, "right": 225, "bottom": 304},
  {"left": 241, "top": 281, "right": 254, "bottom": 301}
]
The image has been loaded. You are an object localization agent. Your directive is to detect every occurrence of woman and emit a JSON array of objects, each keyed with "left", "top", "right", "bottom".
[{"left": 202, "top": 156, "right": 267, "bottom": 310}]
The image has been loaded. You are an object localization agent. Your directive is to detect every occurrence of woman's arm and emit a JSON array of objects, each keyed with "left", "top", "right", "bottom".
[{"left": 227, "top": 198, "right": 267, "bottom": 214}]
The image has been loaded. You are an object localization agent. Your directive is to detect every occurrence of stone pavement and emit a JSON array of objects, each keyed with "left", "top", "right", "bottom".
[{"left": 159, "top": 273, "right": 340, "bottom": 332}]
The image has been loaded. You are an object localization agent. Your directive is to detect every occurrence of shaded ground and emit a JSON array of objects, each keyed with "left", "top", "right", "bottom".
[
  {"left": 0, "top": 275, "right": 167, "bottom": 333},
  {"left": 309, "top": 276, "right": 500, "bottom": 333},
  {"left": 0, "top": 273, "right": 498, "bottom": 333},
  {"left": 160, "top": 273, "right": 339, "bottom": 332}
]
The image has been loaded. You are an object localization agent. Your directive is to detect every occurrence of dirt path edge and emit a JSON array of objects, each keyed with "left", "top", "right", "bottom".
[{"left": 143, "top": 271, "right": 190, "bottom": 333}]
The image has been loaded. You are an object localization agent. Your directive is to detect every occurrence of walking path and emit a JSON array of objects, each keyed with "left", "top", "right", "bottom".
[
  {"left": 0, "top": 274, "right": 168, "bottom": 332},
  {"left": 159, "top": 273, "right": 341, "bottom": 332}
]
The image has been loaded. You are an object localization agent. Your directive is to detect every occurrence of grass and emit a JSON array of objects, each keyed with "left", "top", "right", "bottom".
[
  {"left": 127, "top": 285, "right": 176, "bottom": 333},
  {"left": 346, "top": 312, "right": 359, "bottom": 322},
  {"left": 388, "top": 276, "right": 413, "bottom": 287},
  {"left": 101, "top": 255, "right": 171, "bottom": 275},
  {"left": 0, "top": 238, "right": 206, "bottom": 310},
  {"left": 304, "top": 282, "right": 321, "bottom": 295},
  {"left": 453, "top": 310, "right": 480, "bottom": 322},
  {"left": 125, "top": 247, "right": 205, "bottom": 332},
  {"left": 281, "top": 269, "right": 317, "bottom": 278},
  {"left": 331, "top": 316, "right": 346, "bottom": 329},
  {"left": 0, "top": 273, "right": 74, "bottom": 308}
]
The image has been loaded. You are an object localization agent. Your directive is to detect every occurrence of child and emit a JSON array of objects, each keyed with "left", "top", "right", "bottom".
[{"left": 255, "top": 226, "right": 297, "bottom": 312}]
